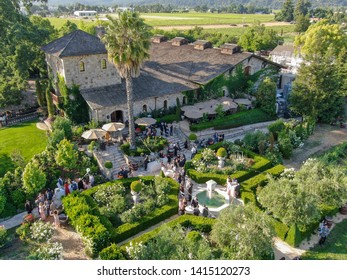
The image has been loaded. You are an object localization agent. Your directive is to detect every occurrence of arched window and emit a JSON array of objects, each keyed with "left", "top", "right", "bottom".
[
  {"left": 182, "top": 96, "right": 186, "bottom": 105},
  {"left": 101, "top": 59, "right": 107, "bottom": 69},
  {"left": 163, "top": 100, "right": 168, "bottom": 109},
  {"left": 143, "top": 104, "right": 147, "bottom": 112},
  {"left": 244, "top": 66, "right": 251, "bottom": 76},
  {"left": 79, "top": 61, "right": 85, "bottom": 72}
]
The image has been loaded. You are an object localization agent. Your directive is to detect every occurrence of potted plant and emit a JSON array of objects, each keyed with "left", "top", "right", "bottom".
[
  {"left": 216, "top": 147, "right": 227, "bottom": 168},
  {"left": 104, "top": 161, "right": 113, "bottom": 179}
]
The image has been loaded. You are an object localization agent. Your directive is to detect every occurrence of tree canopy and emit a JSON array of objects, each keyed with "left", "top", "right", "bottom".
[
  {"left": 211, "top": 204, "right": 275, "bottom": 260},
  {"left": 238, "top": 22, "right": 282, "bottom": 52},
  {"left": 0, "top": 0, "right": 56, "bottom": 107}
]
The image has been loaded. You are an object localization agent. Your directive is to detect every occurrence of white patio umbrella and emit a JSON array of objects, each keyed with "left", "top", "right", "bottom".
[
  {"left": 81, "top": 129, "right": 106, "bottom": 140},
  {"left": 181, "top": 105, "right": 197, "bottom": 112},
  {"left": 102, "top": 122, "right": 125, "bottom": 132},
  {"left": 184, "top": 109, "right": 203, "bottom": 119},
  {"left": 135, "top": 117, "right": 157, "bottom": 126}
]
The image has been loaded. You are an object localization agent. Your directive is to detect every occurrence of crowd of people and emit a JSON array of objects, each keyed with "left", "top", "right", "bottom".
[{"left": 24, "top": 174, "right": 96, "bottom": 228}]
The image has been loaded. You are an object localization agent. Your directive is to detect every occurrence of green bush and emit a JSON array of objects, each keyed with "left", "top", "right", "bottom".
[
  {"left": 0, "top": 226, "right": 8, "bottom": 248},
  {"left": 130, "top": 181, "right": 142, "bottom": 193},
  {"left": 120, "top": 215, "right": 216, "bottom": 250},
  {"left": 156, "top": 114, "right": 180, "bottom": 123},
  {"left": 188, "top": 133, "right": 197, "bottom": 141},
  {"left": 216, "top": 147, "right": 227, "bottom": 158},
  {"left": 104, "top": 161, "right": 113, "bottom": 169},
  {"left": 268, "top": 119, "right": 285, "bottom": 140},
  {"left": 99, "top": 243, "right": 126, "bottom": 260},
  {"left": 186, "top": 230, "right": 203, "bottom": 242},
  {"left": 75, "top": 213, "right": 111, "bottom": 258},
  {"left": 278, "top": 132, "right": 293, "bottom": 159}
]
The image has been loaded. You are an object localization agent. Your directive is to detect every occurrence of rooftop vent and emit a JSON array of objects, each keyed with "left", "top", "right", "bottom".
[
  {"left": 220, "top": 43, "right": 241, "bottom": 55},
  {"left": 171, "top": 37, "right": 188, "bottom": 46},
  {"left": 194, "top": 40, "right": 212, "bottom": 50},
  {"left": 152, "top": 34, "right": 167, "bottom": 44}
]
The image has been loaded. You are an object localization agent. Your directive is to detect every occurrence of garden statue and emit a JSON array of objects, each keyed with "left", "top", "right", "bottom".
[
  {"left": 216, "top": 147, "right": 227, "bottom": 168},
  {"left": 130, "top": 181, "right": 142, "bottom": 205}
]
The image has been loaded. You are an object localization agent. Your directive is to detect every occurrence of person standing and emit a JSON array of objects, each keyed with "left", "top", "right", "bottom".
[
  {"left": 319, "top": 224, "right": 330, "bottom": 245},
  {"left": 52, "top": 210, "right": 60, "bottom": 228},
  {"left": 25, "top": 200, "right": 33, "bottom": 214},
  {"left": 39, "top": 202, "right": 46, "bottom": 221},
  {"left": 144, "top": 155, "right": 149, "bottom": 171}
]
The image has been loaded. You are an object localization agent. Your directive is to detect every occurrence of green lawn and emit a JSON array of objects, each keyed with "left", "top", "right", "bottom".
[
  {"left": 301, "top": 218, "right": 347, "bottom": 260},
  {"left": 0, "top": 120, "right": 47, "bottom": 177}
]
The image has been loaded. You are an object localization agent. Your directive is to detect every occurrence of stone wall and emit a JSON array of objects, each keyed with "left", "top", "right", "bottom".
[
  {"left": 62, "top": 54, "right": 121, "bottom": 89},
  {"left": 91, "top": 92, "right": 183, "bottom": 122}
]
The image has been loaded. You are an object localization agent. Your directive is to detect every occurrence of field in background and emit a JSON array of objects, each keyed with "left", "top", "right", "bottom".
[{"left": 48, "top": 12, "right": 296, "bottom": 42}]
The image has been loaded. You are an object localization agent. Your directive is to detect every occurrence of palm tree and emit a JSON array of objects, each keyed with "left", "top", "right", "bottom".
[{"left": 103, "top": 11, "right": 151, "bottom": 149}]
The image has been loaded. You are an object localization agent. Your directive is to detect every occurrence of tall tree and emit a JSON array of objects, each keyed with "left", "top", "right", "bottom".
[
  {"left": 294, "top": 20, "right": 347, "bottom": 61},
  {"left": 255, "top": 77, "right": 277, "bottom": 116},
  {"left": 294, "top": 13, "right": 310, "bottom": 33},
  {"left": 294, "top": 0, "right": 311, "bottom": 19},
  {"left": 238, "top": 22, "right": 282, "bottom": 52},
  {"left": 289, "top": 53, "right": 346, "bottom": 123},
  {"left": 102, "top": 11, "right": 151, "bottom": 149},
  {"left": 275, "top": 0, "right": 294, "bottom": 22}
]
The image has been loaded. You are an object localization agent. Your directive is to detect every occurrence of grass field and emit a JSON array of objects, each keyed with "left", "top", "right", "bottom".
[
  {"left": 301, "top": 218, "right": 347, "bottom": 260},
  {"left": 139, "top": 12, "right": 275, "bottom": 26},
  {"left": 0, "top": 120, "right": 47, "bottom": 177},
  {"left": 48, "top": 12, "right": 275, "bottom": 29}
]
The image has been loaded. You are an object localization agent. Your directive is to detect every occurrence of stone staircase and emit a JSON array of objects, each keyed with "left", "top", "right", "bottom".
[{"left": 93, "top": 143, "right": 127, "bottom": 179}]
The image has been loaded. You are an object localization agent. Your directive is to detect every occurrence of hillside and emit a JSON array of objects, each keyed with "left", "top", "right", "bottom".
[{"left": 47, "top": 0, "right": 347, "bottom": 9}]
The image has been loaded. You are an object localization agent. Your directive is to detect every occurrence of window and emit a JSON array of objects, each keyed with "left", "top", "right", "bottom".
[
  {"left": 79, "top": 61, "right": 85, "bottom": 72},
  {"left": 143, "top": 104, "right": 147, "bottom": 112},
  {"left": 244, "top": 66, "right": 251, "bottom": 76},
  {"left": 182, "top": 96, "right": 186, "bottom": 105},
  {"left": 163, "top": 100, "right": 168, "bottom": 110},
  {"left": 101, "top": 59, "right": 107, "bottom": 69}
]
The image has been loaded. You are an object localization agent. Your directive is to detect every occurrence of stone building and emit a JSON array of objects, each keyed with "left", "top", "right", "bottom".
[
  {"left": 269, "top": 45, "right": 303, "bottom": 74},
  {"left": 42, "top": 30, "right": 282, "bottom": 123}
]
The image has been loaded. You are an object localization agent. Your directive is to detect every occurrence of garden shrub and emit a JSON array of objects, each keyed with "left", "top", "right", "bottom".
[
  {"left": 278, "top": 131, "right": 293, "bottom": 159},
  {"left": 120, "top": 137, "right": 168, "bottom": 156},
  {"left": 120, "top": 215, "right": 216, "bottom": 250},
  {"left": 130, "top": 181, "right": 142, "bottom": 193},
  {"left": 186, "top": 230, "right": 203, "bottom": 242},
  {"left": 28, "top": 241, "right": 63, "bottom": 260},
  {"left": 99, "top": 243, "right": 126, "bottom": 260},
  {"left": 0, "top": 226, "right": 8, "bottom": 248},
  {"left": 104, "top": 161, "right": 113, "bottom": 169},
  {"left": 268, "top": 119, "right": 285, "bottom": 140},
  {"left": 188, "top": 133, "right": 197, "bottom": 141},
  {"left": 216, "top": 147, "right": 227, "bottom": 158},
  {"left": 75, "top": 213, "right": 111, "bottom": 258}
]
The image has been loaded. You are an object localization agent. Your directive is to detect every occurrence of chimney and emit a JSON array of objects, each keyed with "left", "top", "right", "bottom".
[
  {"left": 220, "top": 43, "right": 241, "bottom": 55},
  {"left": 171, "top": 37, "right": 188, "bottom": 46},
  {"left": 152, "top": 34, "right": 167, "bottom": 44},
  {"left": 193, "top": 40, "right": 212, "bottom": 50}
]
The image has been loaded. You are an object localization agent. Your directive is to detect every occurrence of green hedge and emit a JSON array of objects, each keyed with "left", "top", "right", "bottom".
[
  {"left": 240, "top": 164, "right": 285, "bottom": 206},
  {"left": 186, "top": 151, "right": 272, "bottom": 185},
  {"left": 190, "top": 109, "right": 275, "bottom": 131},
  {"left": 111, "top": 177, "right": 180, "bottom": 244},
  {"left": 120, "top": 215, "right": 216, "bottom": 250}
]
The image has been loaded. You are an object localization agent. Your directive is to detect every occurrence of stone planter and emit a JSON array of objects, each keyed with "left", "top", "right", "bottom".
[
  {"left": 340, "top": 203, "right": 347, "bottom": 215},
  {"left": 217, "top": 156, "right": 225, "bottom": 168}
]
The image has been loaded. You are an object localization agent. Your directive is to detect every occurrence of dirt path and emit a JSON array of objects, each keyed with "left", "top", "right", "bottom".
[
  {"left": 51, "top": 224, "right": 91, "bottom": 260},
  {"left": 283, "top": 124, "right": 347, "bottom": 169},
  {"left": 156, "top": 21, "right": 291, "bottom": 30}
]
